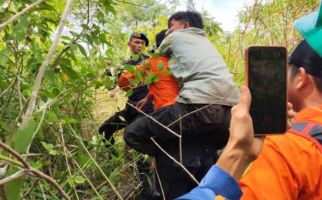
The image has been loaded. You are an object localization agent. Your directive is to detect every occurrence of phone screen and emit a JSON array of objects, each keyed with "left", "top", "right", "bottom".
[{"left": 248, "top": 46, "right": 287, "bottom": 134}]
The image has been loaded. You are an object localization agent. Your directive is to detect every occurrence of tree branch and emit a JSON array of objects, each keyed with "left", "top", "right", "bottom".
[
  {"left": 21, "top": 0, "right": 73, "bottom": 128},
  {"left": 115, "top": 0, "right": 156, "bottom": 8},
  {"left": 0, "top": 0, "right": 46, "bottom": 30},
  {"left": 0, "top": 141, "right": 70, "bottom": 200},
  {"left": 29, "top": 168, "right": 70, "bottom": 200},
  {"left": 0, "top": 141, "right": 29, "bottom": 168},
  {"left": 150, "top": 137, "right": 199, "bottom": 184},
  {"left": 0, "top": 170, "right": 27, "bottom": 186},
  {"left": 126, "top": 102, "right": 181, "bottom": 138}
]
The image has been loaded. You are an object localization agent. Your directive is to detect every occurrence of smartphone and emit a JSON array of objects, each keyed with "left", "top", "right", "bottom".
[{"left": 245, "top": 46, "right": 287, "bottom": 134}]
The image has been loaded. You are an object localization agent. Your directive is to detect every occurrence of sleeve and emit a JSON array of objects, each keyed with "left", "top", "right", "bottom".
[
  {"left": 118, "top": 64, "right": 147, "bottom": 91},
  {"left": 239, "top": 136, "right": 303, "bottom": 200},
  {"left": 176, "top": 165, "right": 242, "bottom": 200},
  {"left": 158, "top": 35, "right": 172, "bottom": 56},
  {"left": 117, "top": 71, "right": 135, "bottom": 91}
]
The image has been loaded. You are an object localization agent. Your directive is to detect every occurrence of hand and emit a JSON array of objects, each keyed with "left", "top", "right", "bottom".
[
  {"left": 136, "top": 95, "right": 152, "bottom": 110},
  {"left": 228, "top": 86, "right": 264, "bottom": 160},
  {"left": 287, "top": 102, "right": 296, "bottom": 128},
  {"left": 216, "top": 86, "right": 264, "bottom": 181}
]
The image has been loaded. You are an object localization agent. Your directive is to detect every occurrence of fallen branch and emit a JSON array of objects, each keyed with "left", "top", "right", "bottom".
[{"left": 0, "top": 0, "right": 46, "bottom": 30}]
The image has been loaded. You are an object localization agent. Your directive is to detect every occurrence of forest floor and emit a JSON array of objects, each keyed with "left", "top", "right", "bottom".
[{"left": 90, "top": 88, "right": 142, "bottom": 199}]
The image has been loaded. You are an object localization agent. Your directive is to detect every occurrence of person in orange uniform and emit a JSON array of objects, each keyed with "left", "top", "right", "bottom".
[
  {"left": 118, "top": 30, "right": 179, "bottom": 111},
  {"left": 239, "top": 5, "right": 322, "bottom": 199}
]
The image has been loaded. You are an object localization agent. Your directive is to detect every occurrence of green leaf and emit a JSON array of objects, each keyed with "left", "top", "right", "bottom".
[
  {"left": 5, "top": 119, "right": 35, "bottom": 200},
  {"left": 45, "top": 111, "right": 58, "bottom": 122},
  {"left": 31, "top": 161, "right": 43, "bottom": 169},
  {"left": 144, "top": 72, "right": 157, "bottom": 85},
  {"left": 45, "top": 69, "right": 56, "bottom": 83},
  {"left": 69, "top": 43, "right": 78, "bottom": 55},
  {"left": 12, "top": 16, "right": 30, "bottom": 41},
  {"left": 74, "top": 176, "right": 86, "bottom": 184},
  {"left": 161, "top": 70, "right": 172, "bottom": 76},
  {"left": 61, "top": 65, "right": 80, "bottom": 80},
  {"left": 132, "top": 54, "right": 139, "bottom": 62},
  {"left": 151, "top": 52, "right": 161, "bottom": 58},
  {"left": 4, "top": 167, "right": 24, "bottom": 200},
  {"left": 61, "top": 35, "right": 72, "bottom": 41},
  {"left": 41, "top": 141, "right": 54, "bottom": 151},
  {"left": 124, "top": 64, "right": 134, "bottom": 73},
  {"left": 126, "top": 89, "right": 133, "bottom": 97},
  {"left": 41, "top": 142, "right": 59, "bottom": 155},
  {"left": 62, "top": 117, "right": 78, "bottom": 124},
  {"left": 49, "top": 149, "right": 59, "bottom": 155},
  {"left": 134, "top": 70, "right": 144, "bottom": 83},
  {"left": 77, "top": 44, "right": 88, "bottom": 57},
  {"left": 0, "top": 51, "right": 9, "bottom": 66},
  {"left": 10, "top": 119, "right": 36, "bottom": 154},
  {"left": 157, "top": 62, "right": 164, "bottom": 71},
  {"left": 152, "top": 75, "right": 161, "bottom": 83}
]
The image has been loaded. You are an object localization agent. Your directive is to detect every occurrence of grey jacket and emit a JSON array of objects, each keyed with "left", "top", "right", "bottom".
[{"left": 159, "top": 27, "right": 239, "bottom": 105}]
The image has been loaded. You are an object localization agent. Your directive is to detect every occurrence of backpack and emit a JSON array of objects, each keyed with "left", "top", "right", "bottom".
[{"left": 289, "top": 121, "right": 322, "bottom": 152}]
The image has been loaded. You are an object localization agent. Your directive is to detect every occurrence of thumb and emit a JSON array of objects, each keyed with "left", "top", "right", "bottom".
[{"left": 238, "top": 86, "right": 252, "bottom": 112}]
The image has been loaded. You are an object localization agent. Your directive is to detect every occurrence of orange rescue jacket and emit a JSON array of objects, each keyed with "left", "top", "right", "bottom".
[
  {"left": 118, "top": 56, "right": 179, "bottom": 110},
  {"left": 240, "top": 106, "right": 322, "bottom": 200}
]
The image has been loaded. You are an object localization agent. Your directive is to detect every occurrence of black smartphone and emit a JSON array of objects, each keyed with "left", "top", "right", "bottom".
[{"left": 245, "top": 46, "right": 287, "bottom": 134}]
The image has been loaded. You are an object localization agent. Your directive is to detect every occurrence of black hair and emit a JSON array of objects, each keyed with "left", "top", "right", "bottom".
[
  {"left": 289, "top": 40, "right": 322, "bottom": 92},
  {"left": 155, "top": 29, "right": 167, "bottom": 48},
  {"left": 168, "top": 11, "right": 203, "bottom": 29}
]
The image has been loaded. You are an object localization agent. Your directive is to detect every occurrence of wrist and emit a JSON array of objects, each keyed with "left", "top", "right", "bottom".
[
  {"left": 147, "top": 94, "right": 153, "bottom": 101},
  {"left": 216, "top": 145, "right": 253, "bottom": 181}
]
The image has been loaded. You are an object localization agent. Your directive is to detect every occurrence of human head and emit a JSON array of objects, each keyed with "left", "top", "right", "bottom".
[
  {"left": 128, "top": 32, "right": 149, "bottom": 54},
  {"left": 287, "top": 39, "right": 322, "bottom": 111},
  {"left": 155, "top": 29, "right": 167, "bottom": 48},
  {"left": 167, "top": 11, "right": 203, "bottom": 34}
]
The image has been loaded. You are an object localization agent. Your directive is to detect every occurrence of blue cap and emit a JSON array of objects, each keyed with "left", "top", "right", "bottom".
[
  {"left": 289, "top": 40, "right": 322, "bottom": 78},
  {"left": 294, "top": 2, "right": 322, "bottom": 57}
]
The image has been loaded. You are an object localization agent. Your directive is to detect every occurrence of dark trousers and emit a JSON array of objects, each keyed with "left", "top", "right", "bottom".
[
  {"left": 98, "top": 101, "right": 154, "bottom": 199},
  {"left": 124, "top": 102, "right": 232, "bottom": 199},
  {"left": 98, "top": 101, "right": 153, "bottom": 143}
]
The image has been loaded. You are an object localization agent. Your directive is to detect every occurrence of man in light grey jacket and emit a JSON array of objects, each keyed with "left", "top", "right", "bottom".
[{"left": 125, "top": 11, "right": 239, "bottom": 199}]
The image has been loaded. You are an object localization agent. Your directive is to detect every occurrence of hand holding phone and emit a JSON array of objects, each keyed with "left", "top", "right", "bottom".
[{"left": 245, "top": 46, "right": 287, "bottom": 135}]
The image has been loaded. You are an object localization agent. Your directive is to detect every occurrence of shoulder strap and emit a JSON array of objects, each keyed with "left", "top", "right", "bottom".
[{"left": 289, "top": 121, "right": 322, "bottom": 152}]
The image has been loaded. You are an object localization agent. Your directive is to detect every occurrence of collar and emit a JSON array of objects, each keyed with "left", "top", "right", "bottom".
[
  {"left": 176, "top": 27, "right": 206, "bottom": 37},
  {"left": 294, "top": 105, "right": 322, "bottom": 122}
]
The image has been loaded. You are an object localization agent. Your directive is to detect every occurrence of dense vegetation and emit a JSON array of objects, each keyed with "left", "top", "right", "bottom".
[{"left": 0, "top": 0, "right": 319, "bottom": 199}]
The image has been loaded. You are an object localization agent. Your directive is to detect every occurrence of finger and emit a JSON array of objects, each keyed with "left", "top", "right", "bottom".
[
  {"left": 237, "top": 86, "right": 252, "bottom": 111},
  {"left": 287, "top": 102, "right": 293, "bottom": 110},
  {"left": 136, "top": 103, "right": 141, "bottom": 109}
]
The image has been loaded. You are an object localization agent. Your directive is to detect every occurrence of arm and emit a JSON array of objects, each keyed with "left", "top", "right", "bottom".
[
  {"left": 118, "top": 71, "right": 135, "bottom": 91},
  {"left": 177, "top": 86, "right": 264, "bottom": 200},
  {"left": 118, "top": 64, "right": 147, "bottom": 91},
  {"left": 136, "top": 94, "right": 153, "bottom": 110}
]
